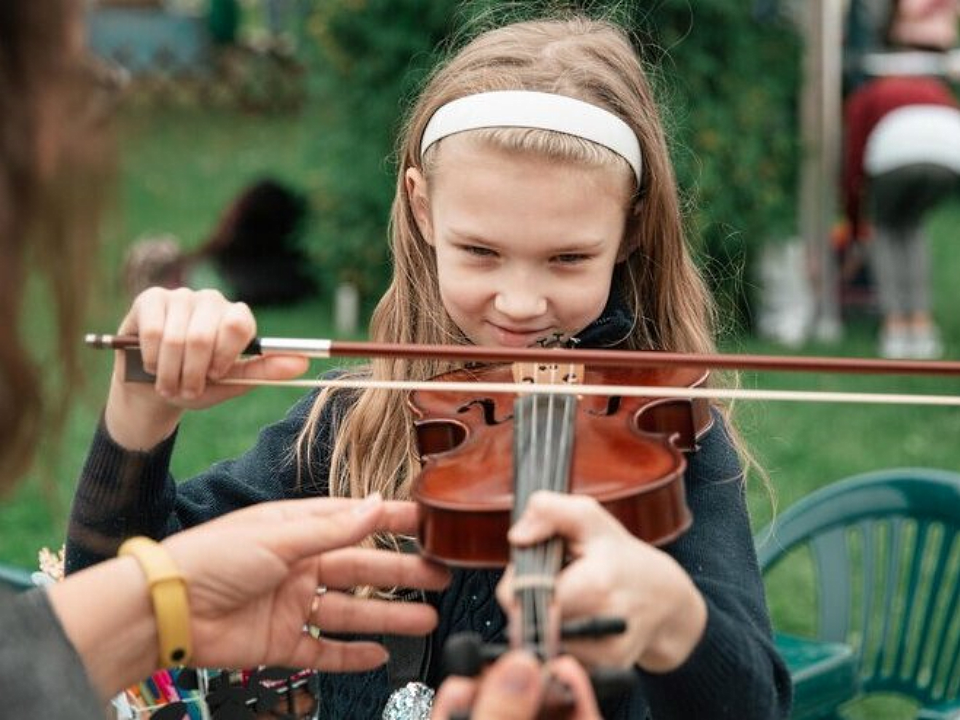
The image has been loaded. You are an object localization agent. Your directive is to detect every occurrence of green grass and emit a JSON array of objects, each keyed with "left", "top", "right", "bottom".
[{"left": 4, "top": 95, "right": 960, "bottom": 719}]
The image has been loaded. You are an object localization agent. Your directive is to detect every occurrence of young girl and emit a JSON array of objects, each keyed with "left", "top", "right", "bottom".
[{"left": 67, "top": 15, "right": 791, "bottom": 719}]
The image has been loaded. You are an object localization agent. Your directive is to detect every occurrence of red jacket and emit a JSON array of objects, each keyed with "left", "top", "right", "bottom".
[{"left": 843, "top": 76, "right": 958, "bottom": 236}]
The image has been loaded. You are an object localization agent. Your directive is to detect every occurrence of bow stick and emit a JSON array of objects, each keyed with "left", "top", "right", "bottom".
[
  {"left": 86, "top": 333, "right": 960, "bottom": 376},
  {"left": 85, "top": 334, "right": 960, "bottom": 407}
]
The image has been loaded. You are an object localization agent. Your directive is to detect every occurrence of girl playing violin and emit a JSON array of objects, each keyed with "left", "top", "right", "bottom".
[{"left": 68, "top": 13, "right": 791, "bottom": 719}]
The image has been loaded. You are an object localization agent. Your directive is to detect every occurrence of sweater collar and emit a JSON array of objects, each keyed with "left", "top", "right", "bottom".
[{"left": 572, "top": 291, "right": 635, "bottom": 349}]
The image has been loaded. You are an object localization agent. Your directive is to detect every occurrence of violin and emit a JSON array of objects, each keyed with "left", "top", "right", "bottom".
[
  {"left": 409, "top": 352, "right": 712, "bottom": 718},
  {"left": 409, "top": 358, "right": 713, "bottom": 566}
]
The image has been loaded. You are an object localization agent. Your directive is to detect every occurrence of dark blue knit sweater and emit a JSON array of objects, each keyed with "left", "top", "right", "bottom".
[{"left": 66, "top": 306, "right": 791, "bottom": 719}]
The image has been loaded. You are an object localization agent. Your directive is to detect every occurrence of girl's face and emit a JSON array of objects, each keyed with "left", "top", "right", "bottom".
[{"left": 406, "top": 137, "right": 632, "bottom": 347}]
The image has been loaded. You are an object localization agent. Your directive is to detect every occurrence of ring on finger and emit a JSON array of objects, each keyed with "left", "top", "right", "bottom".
[{"left": 303, "top": 585, "right": 327, "bottom": 639}]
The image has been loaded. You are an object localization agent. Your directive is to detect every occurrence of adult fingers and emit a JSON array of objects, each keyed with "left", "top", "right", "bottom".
[
  {"left": 308, "top": 589, "right": 438, "bottom": 636},
  {"left": 239, "top": 497, "right": 416, "bottom": 525},
  {"left": 315, "top": 547, "right": 449, "bottom": 594},
  {"left": 282, "top": 635, "right": 390, "bottom": 673},
  {"left": 430, "top": 676, "right": 477, "bottom": 719},
  {"left": 250, "top": 498, "right": 430, "bottom": 565},
  {"left": 469, "top": 650, "right": 544, "bottom": 720},
  {"left": 546, "top": 656, "right": 603, "bottom": 720}
]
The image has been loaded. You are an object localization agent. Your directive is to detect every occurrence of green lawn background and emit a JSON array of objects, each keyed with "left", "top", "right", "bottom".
[{"left": 4, "top": 96, "right": 960, "bottom": 720}]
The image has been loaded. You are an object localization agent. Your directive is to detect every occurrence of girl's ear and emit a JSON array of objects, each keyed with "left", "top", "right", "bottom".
[{"left": 405, "top": 167, "right": 434, "bottom": 245}]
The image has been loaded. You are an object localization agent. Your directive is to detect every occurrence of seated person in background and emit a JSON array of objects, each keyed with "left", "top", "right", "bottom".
[
  {"left": 124, "top": 177, "right": 319, "bottom": 305},
  {"left": 842, "top": 0, "right": 960, "bottom": 359}
]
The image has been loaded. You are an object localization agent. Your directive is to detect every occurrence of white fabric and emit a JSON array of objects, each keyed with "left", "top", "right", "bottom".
[
  {"left": 420, "top": 91, "right": 643, "bottom": 183},
  {"left": 865, "top": 104, "right": 960, "bottom": 175}
]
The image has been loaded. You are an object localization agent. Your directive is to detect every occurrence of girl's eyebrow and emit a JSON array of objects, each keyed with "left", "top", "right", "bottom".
[{"left": 446, "top": 227, "right": 610, "bottom": 252}]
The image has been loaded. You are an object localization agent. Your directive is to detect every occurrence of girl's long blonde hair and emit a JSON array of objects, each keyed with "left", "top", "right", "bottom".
[{"left": 296, "top": 16, "right": 719, "bottom": 508}]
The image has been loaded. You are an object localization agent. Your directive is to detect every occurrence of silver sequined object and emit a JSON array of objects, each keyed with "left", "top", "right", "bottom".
[{"left": 382, "top": 681, "right": 435, "bottom": 720}]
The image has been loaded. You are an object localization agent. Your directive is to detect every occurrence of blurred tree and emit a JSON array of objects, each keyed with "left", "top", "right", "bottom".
[{"left": 306, "top": 0, "right": 801, "bottom": 329}]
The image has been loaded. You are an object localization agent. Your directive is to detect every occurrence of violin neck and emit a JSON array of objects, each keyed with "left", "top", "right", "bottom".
[{"left": 512, "top": 392, "right": 577, "bottom": 658}]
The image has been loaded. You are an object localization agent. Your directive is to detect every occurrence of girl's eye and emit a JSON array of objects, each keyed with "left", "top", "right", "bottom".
[
  {"left": 554, "top": 253, "right": 590, "bottom": 264},
  {"left": 461, "top": 245, "right": 497, "bottom": 258}
]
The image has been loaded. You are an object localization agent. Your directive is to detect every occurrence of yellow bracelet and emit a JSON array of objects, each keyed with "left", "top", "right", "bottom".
[{"left": 118, "top": 536, "right": 193, "bottom": 667}]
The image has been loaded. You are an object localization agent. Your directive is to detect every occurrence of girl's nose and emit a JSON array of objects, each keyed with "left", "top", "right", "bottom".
[{"left": 493, "top": 284, "right": 548, "bottom": 320}]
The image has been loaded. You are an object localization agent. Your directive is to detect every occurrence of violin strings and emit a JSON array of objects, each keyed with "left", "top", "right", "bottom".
[{"left": 513, "top": 363, "right": 578, "bottom": 659}]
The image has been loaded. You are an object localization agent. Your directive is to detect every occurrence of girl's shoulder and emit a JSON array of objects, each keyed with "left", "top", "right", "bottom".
[{"left": 684, "top": 406, "right": 743, "bottom": 487}]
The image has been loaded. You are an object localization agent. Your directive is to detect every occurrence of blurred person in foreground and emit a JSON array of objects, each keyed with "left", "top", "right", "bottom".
[
  {"left": 0, "top": 2, "right": 450, "bottom": 716},
  {"left": 0, "top": 3, "right": 604, "bottom": 718}
]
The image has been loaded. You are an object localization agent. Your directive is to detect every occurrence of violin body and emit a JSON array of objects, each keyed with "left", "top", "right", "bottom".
[{"left": 409, "top": 362, "right": 713, "bottom": 567}]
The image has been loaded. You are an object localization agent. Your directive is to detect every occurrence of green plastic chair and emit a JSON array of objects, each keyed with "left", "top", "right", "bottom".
[
  {"left": 756, "top": 468, "right": 960, "bottom": 719},
  {"left": 0, "top": 562, "right": 34, "bottom": 591}
]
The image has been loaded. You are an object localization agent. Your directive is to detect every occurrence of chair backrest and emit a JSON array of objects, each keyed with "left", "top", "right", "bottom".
[
  {"left": 756, "top": 468, "right": 960, "bottom": 708},
  {"left": 0, "top": 563, "right": 34, "bottom": 591}
]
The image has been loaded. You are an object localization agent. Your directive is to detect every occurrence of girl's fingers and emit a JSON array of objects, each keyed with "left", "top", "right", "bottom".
[
  {"left": 208, "top": 299, "right": 256, "bottom": 380},
  {"left": 308, "top": 589, "right": 438, "bottom": 636},
  {"left": 179, "top": 294, "right": 224, "bottom": 398},
  {"left": 124, "top": 287, "right": 169, "bottom": 375},
  {"left": 508, "top": 492, "right": 594, "bottom": 545},
  {"left": 225, "top": 354, "right": 310, "bottom": 383},
  {"left": 508, "top": 492, "right": 622, "bottom": 548},
  {"left": 154, "top": 289, "right": 195, "bottom": 396}
]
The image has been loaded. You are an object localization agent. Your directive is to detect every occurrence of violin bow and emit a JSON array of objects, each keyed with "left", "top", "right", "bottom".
[{"left": 85, "top": 334, "right": 960, "bottom": 407}]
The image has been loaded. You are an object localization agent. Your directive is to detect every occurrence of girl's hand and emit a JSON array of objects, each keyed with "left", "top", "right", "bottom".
[
  {"left": 163, "top": 496, "right": 450, "bottom": 673},
  {"left": 500, "top": 492, "right": 707, "bottom": 673},
  {"left": 104, "top": 287, "right": 309, "bottom": 449},
  {"left": 431, "top": 651, "right": 602, "bottom": 720}
]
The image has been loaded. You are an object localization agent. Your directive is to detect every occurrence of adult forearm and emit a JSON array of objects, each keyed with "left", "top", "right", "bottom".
[{"left": 48, "top": 556, "right": 158, "bottom": 701}]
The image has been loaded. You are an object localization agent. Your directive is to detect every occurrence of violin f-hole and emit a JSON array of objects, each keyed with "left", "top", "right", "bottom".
[
  {"left": 584, "top": 394, "right": 622, "bottom": 417},
  {"left": 458, "top": 398, "right": 512, "bottom": 426}
]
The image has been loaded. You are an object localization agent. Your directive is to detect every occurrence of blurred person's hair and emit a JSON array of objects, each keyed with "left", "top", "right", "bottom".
[{"left": 0, "top": 1, "right": 117, "bottom": 492}]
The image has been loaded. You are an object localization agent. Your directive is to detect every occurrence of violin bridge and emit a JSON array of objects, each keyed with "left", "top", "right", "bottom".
[{"left": 512, "top": 361, "right": 585, "bottom": 387}]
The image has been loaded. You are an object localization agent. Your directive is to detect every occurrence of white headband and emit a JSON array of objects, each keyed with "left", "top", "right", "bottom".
[{"left": 419, "top": 90, "right": 643, "bottom": 184}]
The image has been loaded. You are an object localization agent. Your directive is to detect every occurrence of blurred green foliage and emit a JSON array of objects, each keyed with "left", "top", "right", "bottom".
[{"left": 304, "top": 0, "right": 802, "bottom": 327}]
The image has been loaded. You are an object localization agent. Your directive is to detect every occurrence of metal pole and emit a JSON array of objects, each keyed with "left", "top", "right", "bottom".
[{"left": 800, "top": 0, "right": 845, "bottom": 341}]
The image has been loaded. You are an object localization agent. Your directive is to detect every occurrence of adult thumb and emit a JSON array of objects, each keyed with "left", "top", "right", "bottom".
[{"left": 470, "top": 650, "right": 543, "bottom": 720}]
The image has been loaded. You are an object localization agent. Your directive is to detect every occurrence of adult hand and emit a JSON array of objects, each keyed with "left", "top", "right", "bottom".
[
  {"left": 105, "top": 287, "right": 308, "bottom": 449},
  {"left": 431, "top": 651, "right": 602, "bottom": 719},
  {"left": 164, "top": 495, "right": 450, "bottom": 672},
  {"left": 51, "top": 495, "right": 450, "bottom": 699},
  {"left": 501, "top": 492, "right": 707, "bottom": 672}
]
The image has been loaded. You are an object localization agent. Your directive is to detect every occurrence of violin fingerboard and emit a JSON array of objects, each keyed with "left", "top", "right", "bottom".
[{"left": 511, "top": 392, "right": 577, "bottom": 658}]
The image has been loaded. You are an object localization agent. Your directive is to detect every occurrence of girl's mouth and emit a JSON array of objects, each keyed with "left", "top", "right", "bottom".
[{"left": 489, "top": 323, "right": 552, "bottom": 347}]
